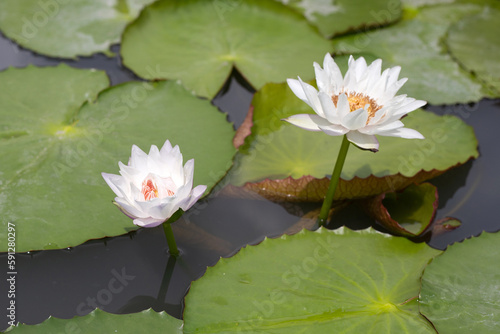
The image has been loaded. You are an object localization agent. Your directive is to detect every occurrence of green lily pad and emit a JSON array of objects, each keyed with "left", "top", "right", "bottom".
[
  {"left": 332, "top": 3, "right": 493, "bottom": 104},
  {"left": 400, "top": 0, "right": 455, "bottom": 8},
  {"left": 184, "top": 227, "right": 441, "bottom": 333},
  {"left": 419, "top": 232, "right": 500, "bottom": 333},
  {"left": 228, "top": 82, "right": 478, "bottom": 202},
  {"left": 0, "top": 65, "right": 236, "bottom": 252},
  {"left": 446, "top": 8, "right": 500, "bottom": 94},
  {"left": 362, "top": 183, "right": 438, "bottom": 236},
  {"left": 5, "top": 308, "right": 182, "bottom": 333},
  {"left": 280, "top": 0, "right": 402, "bottom": 38},
  {"left": 120, "top": 0, "right": 331, "bottom": 99},
  {"left": 0, "top": 0, "right": 156, "bottom": 58}
]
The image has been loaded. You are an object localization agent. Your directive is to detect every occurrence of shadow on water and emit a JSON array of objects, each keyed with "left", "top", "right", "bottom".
[{"left": 1, "top": 32, "right": 500, "bottom": 330}]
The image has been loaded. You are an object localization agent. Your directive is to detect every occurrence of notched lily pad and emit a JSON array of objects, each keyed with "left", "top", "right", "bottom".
[
  {"left": 420, "top": 232, "right": 500, "bottom": 333},
  {"left": 0, "top": 65, "right": 236, "bottom": 252},
  {"left": 121, "top": 0, "right": 331, "bottom": 98},
  {"left": 0, "top": 0, "right": 156, "bottom": 58},
  {"left": 361, "top": 183, "right": 438, "bottom": 236},
  {"left": 228, "top": 82, "right": 478, "bottom": 202},
  {"left": 278, "top": 0, "right": 402, "bottom": 38},
  {"left": 5, "top": 308, "right": 182, "bottom": 333},
  {"left": 332, "top": 3, "right": 493, "bottom": 104},
  {"left": 184, "top": 227, "right": 440, "bottom": 333},
  {"left": 446, "top": 8, "right": 500, "bottom": 94}
]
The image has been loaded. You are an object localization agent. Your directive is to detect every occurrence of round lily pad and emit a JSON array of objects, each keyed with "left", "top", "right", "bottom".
[
  {"left": 0, "top": 65, "right": 236, "bottom": 252},
  {"left": 6, "top": 309, "right": 182, "bottom": 333},
  {"left": 120, "top": 0, "right": 332, "bottom": 98},
  {"left": 228, "top": 82, "right": 478, "bottom": 202},
  {"left": 332, "top": 3, "right": 492, "bottom": 104},
  {"left": 419, "top": 232, "right": 500, "bottom": 333},
  {"left": 184, "top": 227, "right": 441, "bottom": 333},
  {"left": 281, "top": 0, "right": 401, "bottom": 38},
  {"left": 0, "top": 0, "right": 156, "bottom": 58},
  {"left": 446, "top": 8, "right": 500, "bottom": 94}
]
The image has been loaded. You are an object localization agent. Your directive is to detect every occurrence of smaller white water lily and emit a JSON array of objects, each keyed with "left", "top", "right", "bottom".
[
  {"left": 102, "top": 140, "right": 207, "bottom": 228},
  {"left": 284, "top": 53, "right": 426, "bottom": 151}
]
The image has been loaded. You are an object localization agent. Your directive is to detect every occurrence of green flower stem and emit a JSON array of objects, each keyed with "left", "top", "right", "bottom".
[
  {"left": 318, "top": 134, "right": 350, "bottom": 226},
  {"left": 162, "top": 223, "right": 180, "bottom": 257},
  {"left": 161, "top": 209, "right": 184, "bottom": 257}
]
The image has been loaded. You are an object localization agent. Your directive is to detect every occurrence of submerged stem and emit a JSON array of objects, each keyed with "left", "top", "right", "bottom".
[
  {"left": 317, "top": 135, "right": 350, "bottom": 226},
  {"left": 162, "top": 223, "right": 179, "bottom": 257}
]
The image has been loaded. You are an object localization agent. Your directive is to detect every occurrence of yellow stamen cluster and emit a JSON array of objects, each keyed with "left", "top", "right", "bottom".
[{"left": 332, "top": 92, "right": 382, "bottom": 123}]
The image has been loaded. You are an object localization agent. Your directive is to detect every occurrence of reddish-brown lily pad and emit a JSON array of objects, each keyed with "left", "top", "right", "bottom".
[{"left": 360, "top": 183, "right": 438, "bottom": 236}]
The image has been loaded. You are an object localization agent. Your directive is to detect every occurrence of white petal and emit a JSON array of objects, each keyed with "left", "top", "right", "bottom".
[
  {"left": 180, "top": 184, "right": 207, "bottom": 211},
  {"left": 358, "top": 120, "right": 404, "bottom": 135},
  {"left": 287, "top": 78, "right": 308, "bottom": 102},
  {"left": 115, "top": 197, "right": 144, "bottom": 219},
  {"left": 148, "top": 144, "right": 161, "bottom": 161},
  {"left": 283, "top": 114, "right": 330, "bottom": 131},
  {"left": 288, "top": 78, "right": 324, "bottom": 117},
  {"left": 318, "top": 124, "right": 349, "bottom": 136},
  {"left": 346, "top": 131, "right": 379, "bottom": 151},
  {"left": 102, "top": 173, "right": 127, "bottom": 198},
  {"left": 367, "top": 106, "right": 388, "bottom": 125},
  {"left": 343, "top": 66, "right": 356, "bottom": 91},
  {"left": 323, "top": 54, "right": 343, "bottom": 94},
  {"left": 164, "top": 145, "right": 184, "bottom": 180},
  {"left": 129, "top": 145, "right": 148, "bottom": 169},
  {"left": 318, "top": 92, "right": 339, "bottom": 123},
  {"left": 368, "top": 67, "right": 390, "bottom": 99},
  {"left": 298, "top": 77, "right": 324, "bottom": 117},
  {"left": 133, "top": 217, "right": 165, "bottom": 228},
  {"left": 377, "top": 127, "right": 425, "bottom": 139},
  {"left": 341, "top": 108, "right": 368, "bottom": 130},
  {"left": 160, "top": 139, "right": 173, "bottom": 157},
  {"left": 337, "top": 93, "right": 350, "bottom": 119},
  {"left": 353, "top": 57, "right": 368, "bottom": 80},
  {"left": 118, "top": 161, "right": 141, "bottom": 180},
  {"left": 314, "top": 62, "right": 329, "bottom": 93},
  {"left": 386, "top": 66, "right": 401, "bottom": 87},
  {"left": 378, "top": 78, "right": 407, "bottom": 105},
  {"left": 182, "top": 159, "right": 195, "bottom": 187},
  {"left": 392, "top": 99, "right": 427, "bottom": 118},
  {"left": 156, "top": 176, "right": 178, "bottom": 198},
  {"left": 365, "top": 59, "right": 382, "bottom": 89}
]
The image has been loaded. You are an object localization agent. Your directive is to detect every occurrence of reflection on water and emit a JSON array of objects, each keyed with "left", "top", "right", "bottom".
[{"left": 1, "top": 32, "right": 499, "bottom": 330}]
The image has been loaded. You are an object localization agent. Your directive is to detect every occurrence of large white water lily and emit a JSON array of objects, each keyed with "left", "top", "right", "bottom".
[
  {"left": 284, "top": 53, "right": 426, "bottom": 151},
  {"left": 102, "top": 140, "right": 207, "bottom": 228}
]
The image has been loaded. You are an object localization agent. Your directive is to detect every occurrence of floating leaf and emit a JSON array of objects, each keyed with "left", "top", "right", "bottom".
[
  {"left": 6, "top": 309, "right": 182, "bottom": 333},
  {"left": 446, "top": 8, "right": 500, "bottom": 94},
  {"left": 280, "top": 0, "right": 402, "bottom": 38},
  {"left": 400, "top": 0, "right": 454, "bottom": 8},
  {"left": 0, "top": 0, "right": 156, "bottom": 58},
  {"left": 361, "top": 183, "right": 438, "bottom": 236},
  {"left": 431, "top": 217, "right": 461, "bottom": 236},
  {"left": 121, "top": 0, "right": 331, "bottom": 98},
  {"left": 0, "top": 65, "right": 236, "bottom": 252},
  {"left": 419, "top": 232, "right": 500, "bottom": 333},
  {"left": 332, "top": 3, "right": 493, "bottom": 104},
  {"left": 184, "top": 227, "right": 440, "bottom": 333},
  {"left": 228, "top": 82, "right": 478, "bottom": 202}
]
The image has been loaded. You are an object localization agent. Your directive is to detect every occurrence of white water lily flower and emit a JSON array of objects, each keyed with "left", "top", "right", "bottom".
[
  {"left": 284, "top": 53, "right": 426, "bottom": 151},
  {"left": 102, "top": 140, "right": 207, "bottom": 228}
]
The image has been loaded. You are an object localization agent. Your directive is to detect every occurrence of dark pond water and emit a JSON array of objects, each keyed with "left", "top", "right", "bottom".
[{"left": 1, "top": 32, "right": 499, "bottom": 331}]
